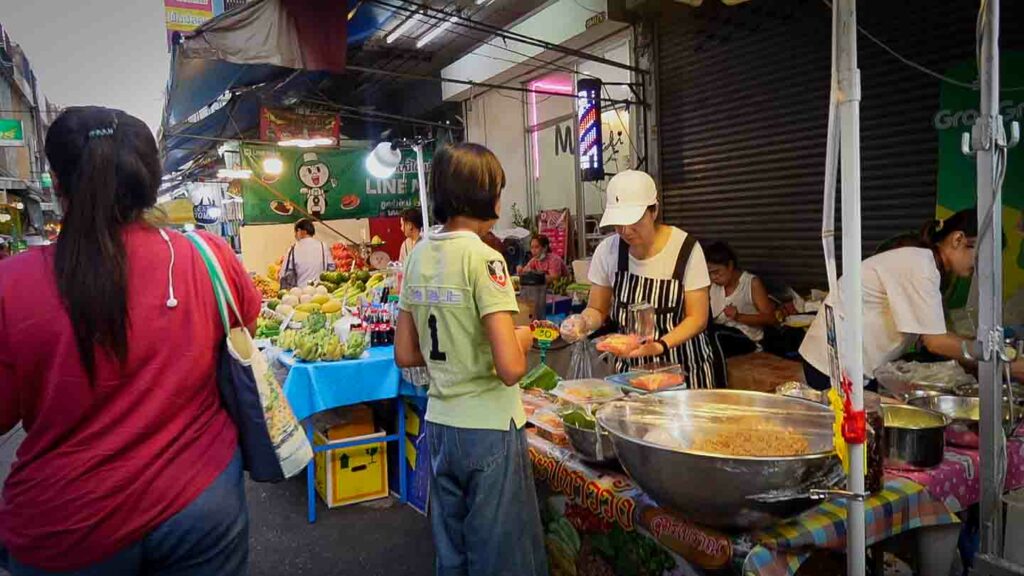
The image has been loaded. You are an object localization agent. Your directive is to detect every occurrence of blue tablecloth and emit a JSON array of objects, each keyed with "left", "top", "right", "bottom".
[{"left": 279, "top": 346, "right": 401, "bottom": 421}]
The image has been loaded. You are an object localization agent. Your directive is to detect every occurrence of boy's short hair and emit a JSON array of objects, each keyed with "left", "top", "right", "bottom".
[
  {"left": 430, "top": 143, "right": 505, "bottom": 224},
  {"left": 294, "top": 218, "right": 316, "bottom": 236},
  {"left": 533, "top": 234, "right": 550, "bottom": 250},
  {"left": 400, "top": 208, "right": 423, "bottom": 230}
]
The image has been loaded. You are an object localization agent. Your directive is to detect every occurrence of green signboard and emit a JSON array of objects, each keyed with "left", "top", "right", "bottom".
[
  {"left": 0, "top": 118, "right": 25, "bottom": 147},
  {"left": 239, "top": 144, "right": 431, "bottom": 224},
  {"left": 935, "top": 53, "right": 1024, "bottom": 311}
]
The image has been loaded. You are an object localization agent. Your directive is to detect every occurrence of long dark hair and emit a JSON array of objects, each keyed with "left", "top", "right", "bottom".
[
  {"left": 46, "top": 107, "right": 161, "bottom": 380},
  {"left": 875, "top": 208, "right": 978, "bottom": 261}
]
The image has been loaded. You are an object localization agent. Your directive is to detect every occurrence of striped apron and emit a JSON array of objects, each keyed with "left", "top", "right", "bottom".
[{"left": 611, "top": 234, "right": 718, "bottom": 389}]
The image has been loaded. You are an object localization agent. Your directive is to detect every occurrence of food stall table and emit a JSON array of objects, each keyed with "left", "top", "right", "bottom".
[
  {"left": 527, "top": 434, "right": 960, "bottom": 576},
  {"left": 280, "top": 346, "right": 406, "bottom": 523},
  {"left": 887, "top": 438, "right": 1024, "bottom": 512}
]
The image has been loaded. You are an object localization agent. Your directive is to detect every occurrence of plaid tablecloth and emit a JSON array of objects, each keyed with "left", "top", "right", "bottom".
[
  {"left": 740, "top": 478, "right": 959, "bottom": 576},
  {"left": 887, "top": 438, "right": 1024, "bottom": 513}
]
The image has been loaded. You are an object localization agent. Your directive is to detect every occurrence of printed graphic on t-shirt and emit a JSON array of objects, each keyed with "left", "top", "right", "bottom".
[{"left": 486, "top": 259, "right": 509, "bottom": 288}]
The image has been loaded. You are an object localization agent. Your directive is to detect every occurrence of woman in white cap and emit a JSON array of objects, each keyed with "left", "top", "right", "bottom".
[{"left": 560, "top": 170, "right": 718, "bottom": 388}]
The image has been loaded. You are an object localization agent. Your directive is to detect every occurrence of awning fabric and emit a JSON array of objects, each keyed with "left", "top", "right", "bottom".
[{"left": 161, "top": 0, "right": 393, "bottom": 174}]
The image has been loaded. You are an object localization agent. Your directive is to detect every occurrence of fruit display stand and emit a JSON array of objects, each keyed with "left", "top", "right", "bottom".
[{"left": 279, "top": 345, "right": 410, "bottom": 522}]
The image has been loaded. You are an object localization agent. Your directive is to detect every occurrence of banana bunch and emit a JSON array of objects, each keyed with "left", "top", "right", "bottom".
[
  {"left": 331, "top": 273, "right": 387, "bottom": 307},
  {"left": 292, "top": 328, "right": 345, "bottom": 362}
]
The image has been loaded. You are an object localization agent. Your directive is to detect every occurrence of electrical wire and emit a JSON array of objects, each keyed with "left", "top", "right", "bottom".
[{"left": 821, "top": 0, "right": 1024, "bottom": 92}]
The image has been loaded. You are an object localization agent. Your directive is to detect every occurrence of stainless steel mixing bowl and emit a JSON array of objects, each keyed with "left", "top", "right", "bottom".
[
  {"left": 595, "top": 390, "right": 843, "bottom": 531},
  {"left": 908, "top": 395, "right": 1021, "bottom": 448},
  {"left": 564, "top": 421, "right": 617, "bottom": 464}
]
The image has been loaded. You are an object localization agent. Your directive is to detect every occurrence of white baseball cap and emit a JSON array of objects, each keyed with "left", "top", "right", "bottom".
[{"left": 600, "top": 170, "right": 659, "bottom": 227}]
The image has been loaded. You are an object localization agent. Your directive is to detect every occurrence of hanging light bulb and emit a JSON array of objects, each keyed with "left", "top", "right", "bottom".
[
  {"left": 262, "top": 156, "right": 284, "bottom": 175},
  {"left": 365, "top": 142, "right": 402, "bottom": 178}
]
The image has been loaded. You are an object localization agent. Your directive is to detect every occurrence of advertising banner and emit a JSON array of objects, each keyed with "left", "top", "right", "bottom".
[
  {"left": 165, "top": 0, "right": 214, "bottom": 47},
  {"left": 239, "top": 144, "right": 430, "bottom": 224},
  {"left": 259, "top": 108, "right": 341, "bottom": 143},
  {"left": 935, "top": 52, "right": 1024, "bottom": 314},
  {"left": 0, "top": 118, "right": 24, "bottom": 147}
]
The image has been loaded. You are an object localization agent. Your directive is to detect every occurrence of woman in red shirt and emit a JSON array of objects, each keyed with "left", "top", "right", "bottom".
[
  {"left": 0, "top": 107, "right": 259, "bottom": 575},
  {"left": 517, "top": 234, "right": 566, "bottom": 283}
]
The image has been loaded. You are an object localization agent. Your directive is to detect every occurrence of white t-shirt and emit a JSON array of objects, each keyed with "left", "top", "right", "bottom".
[
  {"left": 799, "top": 247, "right": 947, "bottom": 378},
  {"left": 399, "top": 237, "right": 418, "bottom": 264},
  {"left": 588, "top": 227, "right": 711, "bottom": 291},
  {"left": 282, "top": 237, "right": 328, "bottom": 287},
  {"left": 711, "top": 270, "right": 764, "bottom": 343}
]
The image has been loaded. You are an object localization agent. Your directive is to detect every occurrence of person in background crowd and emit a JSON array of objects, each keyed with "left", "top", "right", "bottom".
[
  {"left": 399, "top": 208, "right": 423, "bottom": 264},
  {"left": 560, "top": 170, "right": 721, "bottom": 388},
  {"left": 395, "top": 143, "right": 547, "bottom": 576},
  {"left": 800, "top": 208, "right": 1024, "bottom": 390},
  {"left": 481, "top": 228, "right": 506, "bottom": 256},
  {"left": 278, "top": 218, "right": 328, "bottom": 287},
  {"left": 0, "top": 107, "right": 257, "bottom": 575},
  {"left": 517, "top": 234, "right": 567, "bottom": 283},
  {"left": 706, "top": 241, "right": 778, "bottom": 357}
]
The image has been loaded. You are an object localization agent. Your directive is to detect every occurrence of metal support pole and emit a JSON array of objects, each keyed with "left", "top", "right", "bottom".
[
  {"left": 414, "top": 143, "right": 430, "bottom": 239},
  {"left": 977, "top": 0, "right": 1005, "bottom": 557},
  {"left": 836, "top": 0, "right": 866, "bottom": 573}
]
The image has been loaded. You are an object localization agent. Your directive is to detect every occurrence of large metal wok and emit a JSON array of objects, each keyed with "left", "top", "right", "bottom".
[{"left": 595, "top": 390, "right": 843, "bottom": 531}]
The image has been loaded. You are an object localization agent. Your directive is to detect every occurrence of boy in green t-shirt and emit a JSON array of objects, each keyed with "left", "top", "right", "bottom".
[{"left": 395, "top": 143, "right": 547, "bottom": 575}]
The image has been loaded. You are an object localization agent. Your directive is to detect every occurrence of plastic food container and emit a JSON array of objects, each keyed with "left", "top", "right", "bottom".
[
  {"left": 529, "top": 407, "right": 569, "bottom": 446},
  {"left": 551, "top": 379, "right": 624, "bottom": 406},
  {"left": 521, "top": 391, "right": 555, "bottom": 417},
  {"left": 606, "top": 364, "right": 686, "bottom": 393}
]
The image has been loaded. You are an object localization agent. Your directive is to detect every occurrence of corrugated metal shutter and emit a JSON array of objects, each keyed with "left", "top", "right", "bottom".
[{"left": 655, "top": 0, "right": 1024, "bottom": 290}]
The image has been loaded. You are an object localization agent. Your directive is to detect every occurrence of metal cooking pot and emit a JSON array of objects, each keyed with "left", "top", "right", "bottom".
[
  {"left": 564, "top": 421, "right": 617, "bottom": 464},
  {"left": 595, "top": 390, "right": 843, "bottom": 531},
  {"left": 908, "top": 395, "right": 1021, "bottom": 448},
  {"left": 882, "top": 405, "right": 948, "bottom": 470}
]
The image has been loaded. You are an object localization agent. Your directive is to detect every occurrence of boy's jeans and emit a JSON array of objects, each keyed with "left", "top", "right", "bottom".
[{"left": 427, "top": 421, "right": 548, "bottom": 576}]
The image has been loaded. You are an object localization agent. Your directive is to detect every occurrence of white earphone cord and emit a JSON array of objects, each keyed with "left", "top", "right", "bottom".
[{"left": 159, "top": 229, "right": 178, "bottom": 309}]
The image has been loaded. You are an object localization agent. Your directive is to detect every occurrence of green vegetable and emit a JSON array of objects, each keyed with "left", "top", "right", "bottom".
[
  {"left": 519, "top": 363, "right": 559, "bottom": 391},
  {"left": 561, "top": 409, "right": 596, "bottom": 431},
  {"left": 266, "top": 299, "right": 280, "bottom": 311},
  {"left": 551, "top": 517, "right": 580, "bottom": 554}
]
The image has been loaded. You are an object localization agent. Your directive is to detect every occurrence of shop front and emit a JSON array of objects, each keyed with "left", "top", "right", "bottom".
[{"left": 443, "top": 0, "right": 646, "bottom": 264}]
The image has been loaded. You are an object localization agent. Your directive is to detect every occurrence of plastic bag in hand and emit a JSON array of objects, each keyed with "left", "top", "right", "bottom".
[
  {"left": 569, "top": 340, "right": 597, "bottom": 380},
  {"left": 560, "top": 314, "right": 588, "bottom": 343}
]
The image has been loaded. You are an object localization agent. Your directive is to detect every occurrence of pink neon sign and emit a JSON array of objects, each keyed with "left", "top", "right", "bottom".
[{"left": 527, "top": 77, "right": 574, "bottom": 180}]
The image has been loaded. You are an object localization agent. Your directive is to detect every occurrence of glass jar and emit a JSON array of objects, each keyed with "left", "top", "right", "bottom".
[{"left": 864, "top": 391, "right": 885, "bottom": 494}]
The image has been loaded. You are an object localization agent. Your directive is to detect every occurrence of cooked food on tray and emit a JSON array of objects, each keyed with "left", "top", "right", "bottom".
[
  {"left": 644, "top": 418, "right": 811, "bottom": 457},
  {"left": 630, "top": 372, "right": 685, "bottom": 392},
  {"left": 691, "top": 424, "right": 811, "bottom": 457},
  {"left": 552, "top": 379, "right": 623, "bottom": 404},
  {"left": 595, "top": 333, "right": 642, "bottom": 356}
]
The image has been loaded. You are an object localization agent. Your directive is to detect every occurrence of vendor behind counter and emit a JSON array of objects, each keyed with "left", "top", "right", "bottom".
[{"left": 799, "top": 208, "right": 1024, "bottom": 390}]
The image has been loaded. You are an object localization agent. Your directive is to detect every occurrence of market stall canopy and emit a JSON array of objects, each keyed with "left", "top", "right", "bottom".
[
  {"left": 179, "top": 0, "right": 348, "bottom": 74},
  {"left": 164, "top": 0, "right": 390, "bottom": 130},
  {"left": 161, "top": 0, "right": 393, "bottom": 175}
]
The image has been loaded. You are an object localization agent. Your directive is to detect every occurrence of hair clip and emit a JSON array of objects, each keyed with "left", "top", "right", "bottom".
[
  {"left": 87, "top": 126, "right": 116, "bottom": 139},
  {"left": 935, "top": 218, "right": 945, "bottom": 232}
]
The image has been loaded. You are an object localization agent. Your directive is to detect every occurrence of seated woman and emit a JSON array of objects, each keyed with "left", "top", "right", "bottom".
[
  {"left": 706, "top": 241, "right": 778, "bottom": 357},
  {"left": 517, "top": 234, "right": 566, "bottom": 283}
]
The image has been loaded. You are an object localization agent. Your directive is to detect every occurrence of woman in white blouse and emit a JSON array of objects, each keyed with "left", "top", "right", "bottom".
[{"left": 799, "top": 208, "right": 1024, "bottom": 390}]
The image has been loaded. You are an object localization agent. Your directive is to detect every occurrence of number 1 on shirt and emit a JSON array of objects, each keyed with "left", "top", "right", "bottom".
[{"left": 428, "top": 314, "right": 447, "bottom": 361}]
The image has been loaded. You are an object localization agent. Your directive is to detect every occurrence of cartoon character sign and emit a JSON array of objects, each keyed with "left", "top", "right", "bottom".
[{"left": 297, "top": 152, "right": 335, "bottom": 218}]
